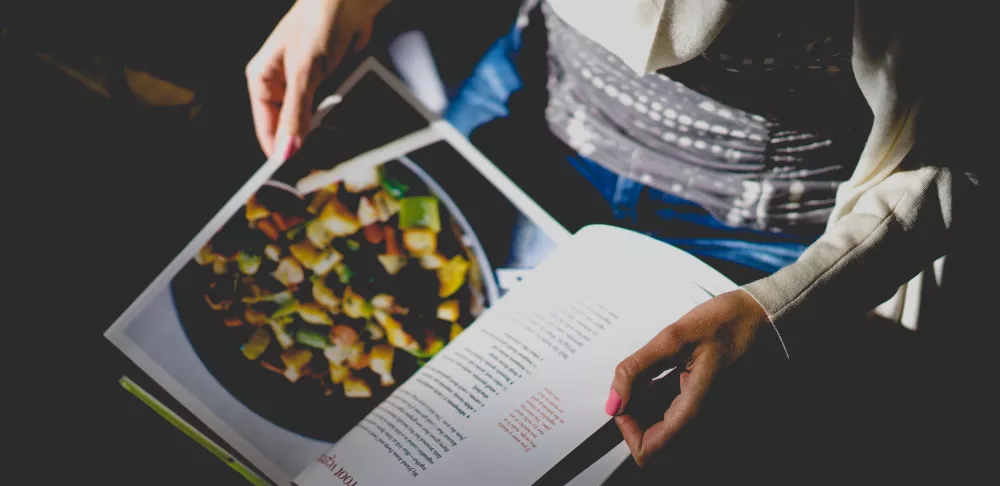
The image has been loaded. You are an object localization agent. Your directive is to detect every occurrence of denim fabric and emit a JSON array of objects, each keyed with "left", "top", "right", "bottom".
[{"left": 444, "top": 20, "right": 811, "bottom": 276}]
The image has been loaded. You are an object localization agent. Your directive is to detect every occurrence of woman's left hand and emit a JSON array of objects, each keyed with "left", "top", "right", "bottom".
[{"left": 606, "top": 289, "right": 780, "bottom": 466}]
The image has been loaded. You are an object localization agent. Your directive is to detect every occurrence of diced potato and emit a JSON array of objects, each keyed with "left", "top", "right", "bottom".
[
  {"left": 319, "top": 200, "right": 361, "bottom": 236},
  {"left": 328, "top": 362, "right": 350, "bottom": 385},
  {"left": 437, "top": 300, "right": 460, "bottom": 322},
  {"left": 242, "top": 327, "right": 271, "bottom": 360},
  {"left": 224, "top": 317, "right": 244, "bottom": 328},
  {"left": 340, "top": 164, "right": 381, "bottom": 193},
  {"left": 420, "top": 253, "right": 447, "bottom": 270},
  {"left": 312, "top": 249, "right": 343, "bottom": 277},
  {"left": 437, "top": 255, "right": 470, "bottom": 298},
  {"left": 342, "top": 287, "right": 372, "bottom": 319},
  {"left": 450, "top": 323, "right": 463, "bottom": 342},
  {"left": 369, "top": 343, "right": 395, "bottom": 386},
  {"left": 357, "top": 197, "right": 378, "bottom": 226},
  {"left": 344, "top": 376, "right": 373, "bottom": 398},
  {"left": 373, "top": 190, "right": 401, "bottom": 222},
  {"left": 289, "top": 241, "right": 320, "bottom": 268},
  {"left": 402, "top": 229, "right": 437, "bottom": 257},
  {"left": 280, "top": 348, "right": 313, "bottom": 383},
  {"left": 373, "top": 310, "right": 420, "bottom": 353},
  {"left": 297, "top": 303, "right": 333, "bottom": 325},
  {"left": 377, "top": 254, "right": 407, "bottom": 276},
  {"left": 311, "top": 279, "right": 340, "bottom": 312},
  {"left": 245, "top": 195, "right": 270, "bottom": 223},
  {"left": 272, "top": 257, "right": 305, "bottom": 287},
  {"left": 264, "top": 244, "right": 282, "bottom": 262},
  {"left": 244, "top": 307, "right": 270, "bottom": 326},
  {"left": 306, "top": 220, "right": 335, "bottom": 248}
]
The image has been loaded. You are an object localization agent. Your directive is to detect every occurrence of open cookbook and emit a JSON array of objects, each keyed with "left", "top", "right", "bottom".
[{"left": 105, "top": 59, "right": 738, "bottom": 486}]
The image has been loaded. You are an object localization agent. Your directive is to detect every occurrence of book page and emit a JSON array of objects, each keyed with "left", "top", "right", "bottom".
[{"left": 294, "top": 225, "right": 735, "bottom": 486}]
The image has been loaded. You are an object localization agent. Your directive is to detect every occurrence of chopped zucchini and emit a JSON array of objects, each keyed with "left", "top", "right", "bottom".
[
  {"left": 437, "top": 255, "right": 470, "bottom": 298},
  {"left": 241, "top": 327, "right": 271, "bottom": 360},
  {"left": 402, "top": 229, "right": 437, "bottom": 256},
  {"left": 398, "top": 196, "right": 441, "bottom": 232},
  {"left": 295, "top": 327, "right": 330, "bottom": 349}
]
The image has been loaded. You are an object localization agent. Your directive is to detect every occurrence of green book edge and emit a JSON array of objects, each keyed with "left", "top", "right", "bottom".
[{"left": 119, "top": 376, "right": 271, "bottom": 486}]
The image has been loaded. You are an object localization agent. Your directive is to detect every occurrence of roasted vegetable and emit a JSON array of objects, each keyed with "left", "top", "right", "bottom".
[
  {"left": 297, "top": 303, "right": 333, "bottom": 325},
  {"left": 311, "top": 277, "right": 340, "bottom": 312},
  {"left": 212, "top": 259, "right": 229, "bottom": 275},
  {"left": 398, "top": 196, "right": 441, "bottom": 232},
  {"left": 357, "top": 197, "right": 378, "bottom": 227},
  {"left": 258, "top": 219, "right": 279, "bottom": 240},
  {"left": 269, "top": 320, "right": 296, "bottom": 350},
  {"left": 333, "top": 262, "right": 354, "bottom": 284},
  {"left": 244, "top": 308, "right": 270, "bottom": 326},
  {"left": 369, "top": 344, "right": 395, "bottom": 386},
  {"left": 363, "top": 321, "right": 385, "bottom": 341},
  {"left": 319, "top": 200, "right": 361, "bottom": 236},
  {"left": 272, "top": 212, "right": 304, "bottom": 232},
  {"left": 344, "top": 375, "right": 372, "bottom": 398},
  {"left": 272, "top": 257, "right": 304, "bottom": 287},
  {"left": 420, "top": 253, "right": 447, "bottom": 270},
  {"left": 289, "top": 241, "right": 320, "bottom": 268},
  {"left": 195, "top": 245, "right": 218, "bottom": 265},
  {"left": 242, "top": 289, "right": 292, "bottom": 305},
  {"left": 330, "top": 325, "right": 359, "bottom": 346},
  {"left": 437, "top": 300, "right": 460, "bottom": 322},
  {"left": 342, "top": 287, "right": 372, "bottom": 319},
  {"left": 245, "top": 195, "right": 270, "bottom": 223},
  {"left": 450, "top": 323, "right": 463, "bottom": 341},
  {"left": 372, "top": 294, "right": 408, "bottom": 315},
  {"left": 237, "top": 251, "right": 261, "bottom": 276},
  {"left": 372, "top": 189, "right": 401, "bottom": 222},
  {"left": 280, "top": 348, "right": 313, "bottom": 383},
  {"left": 241, "top": 327, "right": 271, "bottom": 360},
  {"left": 272, "top": 299, "right": 299, "bottom": 319},
  {"left": 402, "top": 229, "right": 437, "bottom": 256},
  {"left": 295, "top": 327, "right": 330, "bottom": 349},
  {"left": 363, "top": 224, "right": 384, "bottom": 244},
  {"left": 223, "top": 317, "right": 244, "bottom": 328},
  {"left": 312, "top": 249, "right": 343, "bottom": 277},
  {"left": 306, "top": 220, "right": 335, "bottom": 248},
  {"left": 438, "top": 255, "right": 470, "bottom": 298},
  {"left": 373, "top": 310, "right": 419, "bottom": 353},
  {"left": 264, "top": 244, "right": 282, "bottom": 262},
  {"left": 328, "top": 362, "right": 350, "bottom": 384}
]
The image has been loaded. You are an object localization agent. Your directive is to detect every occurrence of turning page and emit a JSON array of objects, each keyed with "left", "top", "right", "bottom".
[{"left": 294, "top": 225, "right": 735, "bottom": 486}]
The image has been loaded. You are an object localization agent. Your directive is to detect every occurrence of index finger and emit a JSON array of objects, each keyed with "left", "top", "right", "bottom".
[{"left": 614, "top": 358, "right": 716, "bottom": 466}]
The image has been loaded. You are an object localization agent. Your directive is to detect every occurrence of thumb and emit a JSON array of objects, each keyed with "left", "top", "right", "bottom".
[
  {"left": 275, "top": 57, "right": 321, "bottom": 160},
  {"left": 608, "top": 325, "right": 686, "bottom": 416}
]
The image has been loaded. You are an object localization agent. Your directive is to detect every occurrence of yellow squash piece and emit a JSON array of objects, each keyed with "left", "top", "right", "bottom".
[
  {"left": 297, "top": 303, "right": 333, "bottom": 325},
  {"left": 369, "top": 344, "right": 396, "bottom": 386},
  {"left": 402, "top": 229, "right": 437, "bottom": 257},
  {"left": 344, "top": 375, "right": 373, "bottom": 398},
  {"left": 437, "top": 255, "right": 469, "bottom": 298}
]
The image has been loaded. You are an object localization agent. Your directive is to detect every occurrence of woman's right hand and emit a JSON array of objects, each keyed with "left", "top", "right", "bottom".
[{"left": 246, "top": 0, "right": 393, "bottom": 159}]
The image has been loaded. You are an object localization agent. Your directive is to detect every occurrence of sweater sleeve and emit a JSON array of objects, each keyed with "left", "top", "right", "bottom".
[{"left": 741, "top": 2, "right": 991, "bottom": 357}]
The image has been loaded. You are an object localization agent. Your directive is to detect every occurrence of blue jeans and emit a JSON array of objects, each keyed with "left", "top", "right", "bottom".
[{"left": 445, "top": 22, "right": 811, "bottom": 277}]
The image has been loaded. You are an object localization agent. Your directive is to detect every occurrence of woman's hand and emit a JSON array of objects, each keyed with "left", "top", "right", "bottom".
[
  {"left": 246, "top": 0, "right": 392, "bottom": 158},
  {"left": 606, "top": 289, "right": 780, "bottom": 467}
]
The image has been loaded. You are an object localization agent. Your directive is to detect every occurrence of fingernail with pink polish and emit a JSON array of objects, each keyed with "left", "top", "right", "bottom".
[
  {"left": 281, "top": 135, "right": 302, "bottom": 162},
  {"left": 604, "top": 389, "right": 622, "bottom": 416}
]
